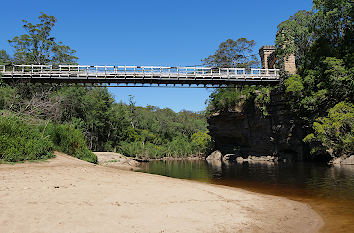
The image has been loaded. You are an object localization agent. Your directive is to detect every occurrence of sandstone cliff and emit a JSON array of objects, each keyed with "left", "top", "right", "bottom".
[{"left": 207, "top": 89, "right": 307, "bottom": 161}]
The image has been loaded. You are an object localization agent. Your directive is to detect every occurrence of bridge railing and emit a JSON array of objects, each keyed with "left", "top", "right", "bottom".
[{"left": 0, "top": 65, "right": 279, "bottom": 79}]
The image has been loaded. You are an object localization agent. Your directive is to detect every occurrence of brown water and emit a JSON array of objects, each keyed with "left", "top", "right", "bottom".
[{"left": 138, "top": 160, "right": 354, "bottom": 232}]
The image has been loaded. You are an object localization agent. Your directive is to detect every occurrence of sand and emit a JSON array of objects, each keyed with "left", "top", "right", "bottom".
[{"left": 0, "top": 152, "right": 323, "bottom": 233}]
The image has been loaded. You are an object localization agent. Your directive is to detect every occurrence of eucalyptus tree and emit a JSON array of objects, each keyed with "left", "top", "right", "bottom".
[
  {"left": 202, "top": 38, "right": 259, "bottom": 68},
  {"left": 8, "top": 13, "right": 77, "bottom": 65},
  {"left": 275, "top": 10, "right": 314, "bottom": 68}
]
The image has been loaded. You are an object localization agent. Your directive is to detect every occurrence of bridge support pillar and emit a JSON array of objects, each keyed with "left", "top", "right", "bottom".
[{"left": 259, "top": 46, "right": 276, "bottom": 69}]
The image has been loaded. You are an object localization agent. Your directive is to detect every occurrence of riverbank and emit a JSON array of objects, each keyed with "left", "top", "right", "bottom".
[{"left": 0, "top": 152, "right": 323, "bottom": 233}]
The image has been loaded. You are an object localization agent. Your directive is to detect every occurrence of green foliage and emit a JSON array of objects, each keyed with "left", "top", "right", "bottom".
[
  {"left": 275, "top": 10, "right": 314, "bottom": 68},
  {"left": 0, "top": 50, "right": 12, "bottom": 65},
  {"left": 8, "top": 13, "right": 77, "bottom": 65},
  {"left": 276, "top": 0, "right": 353, "bottom": 159},
  {"left": 254, "top": 87, "right": 272, "bottom": 116},
  {"left": 285, "top": 74, "right": 304, "bottom": 95},
  {"left": 202, "top": 38, "right": 258, "bottom": 68},
  {"left": 191, "top": 131, "right": 212, "bottom": 154},
  {"left": 0, "top": 114, "right": 54, "bottom": 162},
  {"left": 312, "top": 0, "right": 353, "bottom": 51},
  {"left": 304, "top": 102, "right": 354, "bottom": 158},
  {"left": 43, "top": 123, "right": 97, "bottom": 163},
  {"left": 206, "top": 86, "right": 272, "bottom": 117},
  {"left": 0, "top": 83, "right": 19, "bottom": 110}
]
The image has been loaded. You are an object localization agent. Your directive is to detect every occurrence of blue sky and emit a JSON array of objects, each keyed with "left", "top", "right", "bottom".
[{"left": 0, "top": 0, "right": 313, "bottom": 112}]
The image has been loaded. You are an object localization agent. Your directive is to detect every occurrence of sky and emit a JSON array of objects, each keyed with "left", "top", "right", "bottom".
[{"left": 0, "top": 0, "right": 313, "bottom": 112}]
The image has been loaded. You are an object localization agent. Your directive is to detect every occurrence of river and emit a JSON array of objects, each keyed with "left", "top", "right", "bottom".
[{"left": 138, "top": 159, "right": 354, "bottom": 232}]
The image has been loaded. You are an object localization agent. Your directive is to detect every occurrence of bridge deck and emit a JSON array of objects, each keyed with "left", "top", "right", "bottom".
[{"left": 0, "top": 65, "right": 280, "bottom": 86}]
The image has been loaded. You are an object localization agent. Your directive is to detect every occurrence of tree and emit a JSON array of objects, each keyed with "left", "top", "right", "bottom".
[
  {"left": 275, "top": 10, "right": 314, "bottom": 68},
  {"left": 304, "top": 102, "right": 354, "bottom": 158},
  {"left": 312, "top": 0, "right": 353, "bottom": 49},
  {"left": 191, "top": 131, "right": 212, "bottom": 155},
  {"left": 202, "top": 38, "right": 259, "bottom": 68},
  {"left": 8, "top": 13, "right": 77, "bottom": 65}
]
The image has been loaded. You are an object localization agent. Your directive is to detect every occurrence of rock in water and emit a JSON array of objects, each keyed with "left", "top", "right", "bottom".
[{"left": 206, "top": 150, "right": 222, "bottom": 161}]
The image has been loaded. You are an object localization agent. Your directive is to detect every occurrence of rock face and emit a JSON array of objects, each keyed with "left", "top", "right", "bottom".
[
  {"left": 341, "top": 156, "right": 354, "bottom": 165},
  {"left": 332, "top": 155, "right": 354, "bottom": 165},
  {"left": 208, "top": 89, "right": 307, "bottom": 161}
]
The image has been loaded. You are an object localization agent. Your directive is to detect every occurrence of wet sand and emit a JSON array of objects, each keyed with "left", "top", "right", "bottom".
[{"left": 0, "top": 152, "right": 323, "bottom": 233}]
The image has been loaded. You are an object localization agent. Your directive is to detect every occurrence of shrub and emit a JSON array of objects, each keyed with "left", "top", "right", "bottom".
[
  {"left": 304, "top": 102, "right": 354, "bottom": 158},
  {"left": 0, "top": 114, "right": 54, "bottom": 162},
  {"left": 43, "top": 123, "right": 98, "bottom": 163}
]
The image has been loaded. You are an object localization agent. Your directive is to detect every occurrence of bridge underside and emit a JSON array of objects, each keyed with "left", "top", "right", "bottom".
[{"left": 1, "top": 75, "right": 279, "bottom": 87}]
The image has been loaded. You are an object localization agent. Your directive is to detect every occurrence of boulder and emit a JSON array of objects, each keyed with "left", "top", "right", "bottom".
[{"left": 206, "top": 150, "right": 222, "bottom": 161}]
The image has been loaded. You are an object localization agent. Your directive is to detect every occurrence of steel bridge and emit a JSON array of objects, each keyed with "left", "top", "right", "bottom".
[{"left": 0, "top": 65, "right": 280, "bottom": 87}]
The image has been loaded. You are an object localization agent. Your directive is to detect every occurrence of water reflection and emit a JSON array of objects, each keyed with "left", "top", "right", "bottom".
[{"left": 139, "top": 159, "right": 354, "bottom": 202}]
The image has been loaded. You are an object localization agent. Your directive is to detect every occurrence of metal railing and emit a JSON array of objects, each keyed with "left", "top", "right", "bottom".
[
  {"left": 0, "top": 65, "right": 279, "bottom": 77},
  {"left": 0, "top": 65, "right": 280, "bottom": 86}
]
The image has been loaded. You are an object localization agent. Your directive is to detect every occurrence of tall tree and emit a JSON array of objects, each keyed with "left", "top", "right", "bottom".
[
  {"left": 312, "top": 0, "right": 353, "bottom": 48},
  {"left": 275, "top": 10, "right": 314, "bottom": 68},
  {"left": 8, "top": 13, "right": 77, "bottom": 65},
  {"left": 202, "top": 38, "right": 259, "bottom": 68}
]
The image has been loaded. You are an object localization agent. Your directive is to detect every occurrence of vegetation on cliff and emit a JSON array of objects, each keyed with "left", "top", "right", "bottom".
[{"left": 278, "top": 0, "right": 353, "bottom": 159}]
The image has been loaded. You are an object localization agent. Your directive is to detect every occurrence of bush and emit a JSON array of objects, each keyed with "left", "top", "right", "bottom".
[
  {"left": 304, "top": 102, "right": 354, "bottom": 158},
  {"left": 43, "top": 123, "right": 98, "bottom": 163},
  {"left": 206, "top": 86, "right": 272, "bottom": 116},
  {"left": 0, "top": 114, "right": 54, "bottom": 162}
]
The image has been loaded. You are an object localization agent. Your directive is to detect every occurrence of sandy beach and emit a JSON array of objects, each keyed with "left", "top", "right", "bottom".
[{"left": 0, "top": 152, "right": 323, "bottom": 233}]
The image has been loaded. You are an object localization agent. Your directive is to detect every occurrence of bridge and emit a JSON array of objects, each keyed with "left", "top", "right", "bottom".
[{"left": 0, "top": 65, "right": 280, "bottom": 87}]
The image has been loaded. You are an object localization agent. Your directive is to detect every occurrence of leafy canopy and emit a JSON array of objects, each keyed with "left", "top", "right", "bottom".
[
  {"left": 202, "top": 38, "right": 258, "bottom": 68},
  {"left": 8, "top": 13, "right": 77, "bottom": 65},
  {"left": 304, "top": 102, "right": 354, "bottom": 158}
]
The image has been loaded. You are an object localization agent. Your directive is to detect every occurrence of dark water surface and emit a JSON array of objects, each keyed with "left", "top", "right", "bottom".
[{"left": 138, "top": 160, "right": 354, "bottom": 232}]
